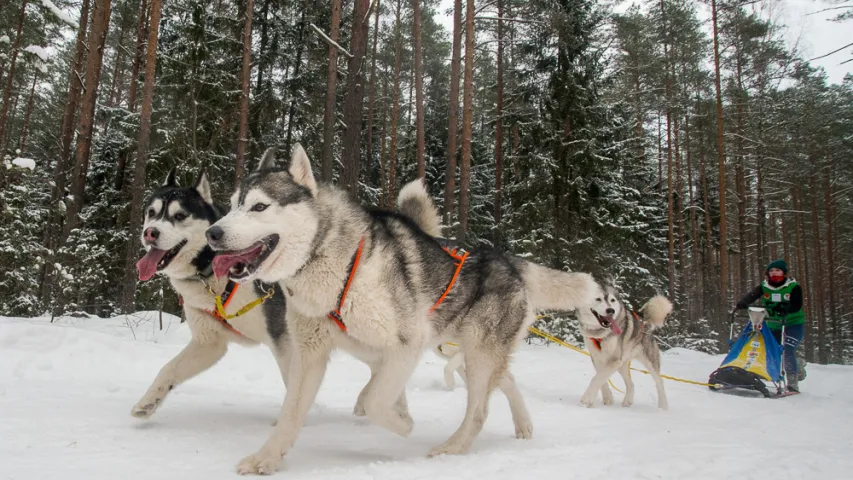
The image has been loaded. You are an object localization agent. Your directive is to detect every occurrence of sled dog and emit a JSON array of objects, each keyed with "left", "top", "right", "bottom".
[
  {"left": 581, "top": 283, "right": 673, "bottom": 410},
  {"left": 205, "top": 144, "right": 601, "bottom": 474},
  {"left": 130, "top": 167, "right": 407, "bottom": 422}
]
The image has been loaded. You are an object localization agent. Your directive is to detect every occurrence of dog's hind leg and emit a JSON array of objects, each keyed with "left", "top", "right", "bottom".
[
  {"left": 429, "top": 345, "right": 506, "bottom": 457},
  {"left": 131, "top": 336, "right": 227, "bottom": 418},
  {"left": 639, "top": 356, "right": 668, "bottom": 410},
  {"left": 361, "top": 348, "right": 419, "bottom": 436},
  {"left": 499, "top": 370, "right": 533, "bottom": 439},
  {"left": 354, "top": 360, "right": 411, "bottom": 421},
  {"left": 236, "top": 316, "right": 332, "bottom": 475},
  {"left": 444, "top": 351, "right": 466, "bottom": 389},
  {"left": 618, "top": 363, "right": 635, "bottom": 407}
]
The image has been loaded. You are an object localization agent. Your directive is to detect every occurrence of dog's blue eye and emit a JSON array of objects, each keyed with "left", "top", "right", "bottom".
[
  {"left": 251, "top": 203, "right": 268, "bottom": 212},
  {"left": 174, "top": 212, "right": 187, "bottom": 221}
]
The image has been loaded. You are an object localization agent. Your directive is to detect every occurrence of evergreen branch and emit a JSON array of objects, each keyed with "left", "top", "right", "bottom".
[
  {"left": 310, "top": 23, "right": 354, "bottom": 59},
  {"left": 806, "top": 5, "right": 852, "bottom": 16}
]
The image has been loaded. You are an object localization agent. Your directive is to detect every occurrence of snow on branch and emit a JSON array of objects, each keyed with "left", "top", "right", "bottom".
[
  {"left": 474, "top": 16, "right": 547, "bottom": 26},
  {"left": 24, "top": 45, "right": 49, "bottom": 62},
  {"left": 310, "top": 23, "right": 354, "bottom": 59},
  {"left": 12, "top": 158, "right": 36, "bottom": 170},
  {"left": 41, "top": 0, "right": 78, "bottom": 29}
]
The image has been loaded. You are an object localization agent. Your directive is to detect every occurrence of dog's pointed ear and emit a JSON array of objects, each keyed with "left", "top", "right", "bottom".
[
  {"left": 257, "top": 147, "right": 278, "bottom": 171},
  {"left": 162, "top": 167, "right": 178, "bottom": 187},
  {"left": 288, "top": 143, "right": 317, "bottom": 195},
  {"left": 194, "top": 167, "right": 212, "bottom": 203}
]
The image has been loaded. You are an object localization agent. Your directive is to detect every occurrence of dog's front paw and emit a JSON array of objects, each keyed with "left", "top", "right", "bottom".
[
  {"left": 579, "top": 395, "right": 595, "bottom": 408},
  {"left": 353, "top": 400, "right": 366, "bottom": 417},
  {"left": 131, "top": 398, "right": 161, "bottom": 418},
  {"left": 428, "top": 441, "right": 469, "bottom": 457},
  {"left": 515, "top": 420, "right": 533, "bottom": 440},
  {"left": 602, "top": 394, "right": 614, "bottom": 406},
  {"left": 236, "top": 449, "right": 282, "bottom": 475},
  {"left": 658, "top": 400, "right": 669, "bottom": 411},
  {"left": 621, "top": 398, "right": 633, "bottom": 408}
]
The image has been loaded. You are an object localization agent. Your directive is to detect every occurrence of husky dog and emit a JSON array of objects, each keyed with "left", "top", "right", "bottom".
[
  {"left": 206, "top": 145, "right": 600, "bottom": 474},
  {"left": 580, "top": 283, "right": 673, "bottom": 410},
  {"left": 130, "top": 167, "right": 407, "bottom": 422}
]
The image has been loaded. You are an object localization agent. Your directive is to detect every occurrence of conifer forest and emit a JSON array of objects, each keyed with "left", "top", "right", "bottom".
[{"left": 1, "top": 0, "right": 852, "bottom": 363}]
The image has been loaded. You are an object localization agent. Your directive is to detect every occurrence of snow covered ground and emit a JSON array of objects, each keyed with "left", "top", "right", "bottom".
[{"left": 2, "top": 314, "right": 851, "bottom": 480}]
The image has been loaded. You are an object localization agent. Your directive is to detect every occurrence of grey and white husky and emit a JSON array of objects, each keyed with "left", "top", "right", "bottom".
[
  {"left": 206, "top": 144, "right": 601, "bottom": 474},
  {"left": 581, "top": 283, "right": 673, "bottom": 410},
  {"left": 130, "top": 167, "right": 407, "bottom": 422}
]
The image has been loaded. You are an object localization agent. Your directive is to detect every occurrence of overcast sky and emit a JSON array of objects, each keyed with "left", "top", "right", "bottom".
[{"left": 435, "top": 0, "right": 851, "bottom": 85}]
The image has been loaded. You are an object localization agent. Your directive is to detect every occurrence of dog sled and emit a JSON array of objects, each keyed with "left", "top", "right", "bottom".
[{"left": 708, "top": 307, "right": 794, "bottom": 398}]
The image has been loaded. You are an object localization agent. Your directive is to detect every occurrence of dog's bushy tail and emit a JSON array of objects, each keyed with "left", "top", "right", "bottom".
[
  {"left": 397, "top": 180, "right": 443, "bottom": 237},
  {"left": 514, "top": 260, "right": 598, "bottom": 312},
  {"left": 640, "top": 295, "right": 673, "bottom": 331}
]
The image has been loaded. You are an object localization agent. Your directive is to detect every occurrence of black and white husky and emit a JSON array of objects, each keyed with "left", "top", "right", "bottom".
[
  {"left": 582, "top": 284, "right": 673, "bottom": 410},
  {"left": 130, "top": 167, "right": 407, "bottom": 422},
  {"left": 205, "top": 145, "right": 601, "bottom": 474}
]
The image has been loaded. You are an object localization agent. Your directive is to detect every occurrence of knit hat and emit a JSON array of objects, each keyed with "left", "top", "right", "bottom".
[{"left": 767, "top": 259, "right": 788, "bottom": 274}]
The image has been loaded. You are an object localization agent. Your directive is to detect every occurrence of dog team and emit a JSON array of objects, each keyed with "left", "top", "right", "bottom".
[{"left": 132, "top": 144, "right": 673, "bottom": 474}]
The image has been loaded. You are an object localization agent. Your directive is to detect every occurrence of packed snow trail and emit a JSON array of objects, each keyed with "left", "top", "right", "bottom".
[{"left": 2, "top": 315, "right": 852, "bottom": 480}]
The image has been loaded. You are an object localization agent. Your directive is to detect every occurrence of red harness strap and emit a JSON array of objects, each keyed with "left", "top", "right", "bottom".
[
  {"left": 205, "top": 281, "right": 245, "bottom": 337},
  {"left": 589, "top": 337, "right": 603, "bottom": 350},
  {"left": 429, "top": 247, "right": 469, "bottom": 313},
  {"left": 328, "top": 237, "right": 366, "bottom": 333},
  {"left": 631, "top": 310, "right": 644, "bottom": 333}
]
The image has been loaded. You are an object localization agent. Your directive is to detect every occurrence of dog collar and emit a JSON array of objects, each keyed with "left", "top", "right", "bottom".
[
  {"left": 203, "top": 279, "right": 274, "bottom": 337},
  {"left": 328, "top": 236, "right": 366, "bottom": 333},
  {"left": 589, "top": 337, "right": 603, "bottom": 350}
]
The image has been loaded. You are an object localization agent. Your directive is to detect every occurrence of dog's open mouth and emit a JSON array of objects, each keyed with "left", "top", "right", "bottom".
[
  {"left": 136, "top": 239, "right": 188, "bottom": 281},
  {"left": 212, "top": 234, "right": 279, "bottom": 280},
  {"left": 591, "top": 309, "right": 622, "bottom": 335}
]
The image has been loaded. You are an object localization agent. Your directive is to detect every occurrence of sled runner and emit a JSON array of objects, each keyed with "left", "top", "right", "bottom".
[{"left": 708, "top": 307, "right": 790, "bottom": 398}]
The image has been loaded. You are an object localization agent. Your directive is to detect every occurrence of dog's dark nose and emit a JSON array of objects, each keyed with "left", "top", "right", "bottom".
[
  {"left": 206, "top": 226, "right": 224, "bottom": 243},
  {"left": 143, "top": 227, "right": 159, "bottom": 243},
  {"left": 606, "top": 308, "right": 615, "bottom": 315}
]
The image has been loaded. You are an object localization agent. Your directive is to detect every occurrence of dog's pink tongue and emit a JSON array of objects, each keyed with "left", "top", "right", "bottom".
[
  {"left": 212, "top": 244, "right": 263, "bottom": 279},
  {"left": 610, "top": 321, "right": 623, "bottom": 335},
  {"left": 136, "top": 248, "right": 168, "bottom": 281}
]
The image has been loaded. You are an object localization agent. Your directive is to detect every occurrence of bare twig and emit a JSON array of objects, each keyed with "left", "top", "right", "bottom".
[
  {"left": 310, "top": 23, "right": 354, "bottom": 58},
  {"left": 808, "top": 41, "right": 853, "bottom": 62}
]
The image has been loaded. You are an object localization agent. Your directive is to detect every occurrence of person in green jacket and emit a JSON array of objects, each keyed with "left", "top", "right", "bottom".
[{"left": 733, "top": 259, "right": 807, "bottom": 392}]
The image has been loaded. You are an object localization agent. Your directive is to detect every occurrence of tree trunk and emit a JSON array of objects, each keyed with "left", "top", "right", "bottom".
[
  {"left": 457, "top": 0, "right": 475, "bottom": 244},
  {"left": 0, "top": 0, "right": 28, "bottom": 148},
  {"left": 321, "top": 0, "right": 342, "bottom": 183},
  {"left": 284, "top": 1, "right": 309, "bottom": 150},
  {"left": 807, "top": 176, "right": 827, "bottom": 364},
  {"left": 18, "top": 70, "right": 38, "bottom": 154},
  {"left": 444, "top": 0, "right": 462, "bottom": 223},
  {"left": 388, "top": 0, "right": 403, "bottom": 207},
  {"left": 494, "top": 0, "right": 504, "bottom": 242},
  {"left": 119, "top": 0, "right": 164, "bottom": 313},
  {"left": 115, "top": 0, "right": 148, "bottom": 192},
  {"left": 686, "top": 115, "right": 700, "bottom": 321},
  {"left": 793, "top": 187, "right": 813, "bottom": 362},
  {"left": 365, "top": 0, "right": 381, "bottom": 185},
  {"left": 235, "top": 0, "right": 254, "bottom": 185},
  {"left": 40, "top": 0, "right": 92, "bottom": 306},
  {"left": 379, "top": 72, "right": 389, "bottom": 207},
  {"left": 822, "top": 162, "right": 838, "bottom": 362},
  {"left": 412, "top": 0, "right": 426, "bottom": 179},
  {"left": 63, "top": 0, "right": 114, "bottom": 239},
  {"left": 711, "top": 0, "right": 728, "bottom": 310},
  {"left": 338, "top": 0, "right": 371, "bottom": 194}
]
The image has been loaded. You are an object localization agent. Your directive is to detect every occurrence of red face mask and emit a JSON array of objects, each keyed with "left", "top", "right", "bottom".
[{"left": 769, "top": 274, "right": 785, "bottom": 283}]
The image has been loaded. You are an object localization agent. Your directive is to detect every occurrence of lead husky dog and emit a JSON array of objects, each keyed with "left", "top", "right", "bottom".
[
  {"left": 206, "top": 145, "right": 601, "bottom": 474},
  {"left": 582, "top": 283, "right": 673, "bottom": 410},
  {"left": 130, "top": 167, "right": 408, "bottom": 421}
]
